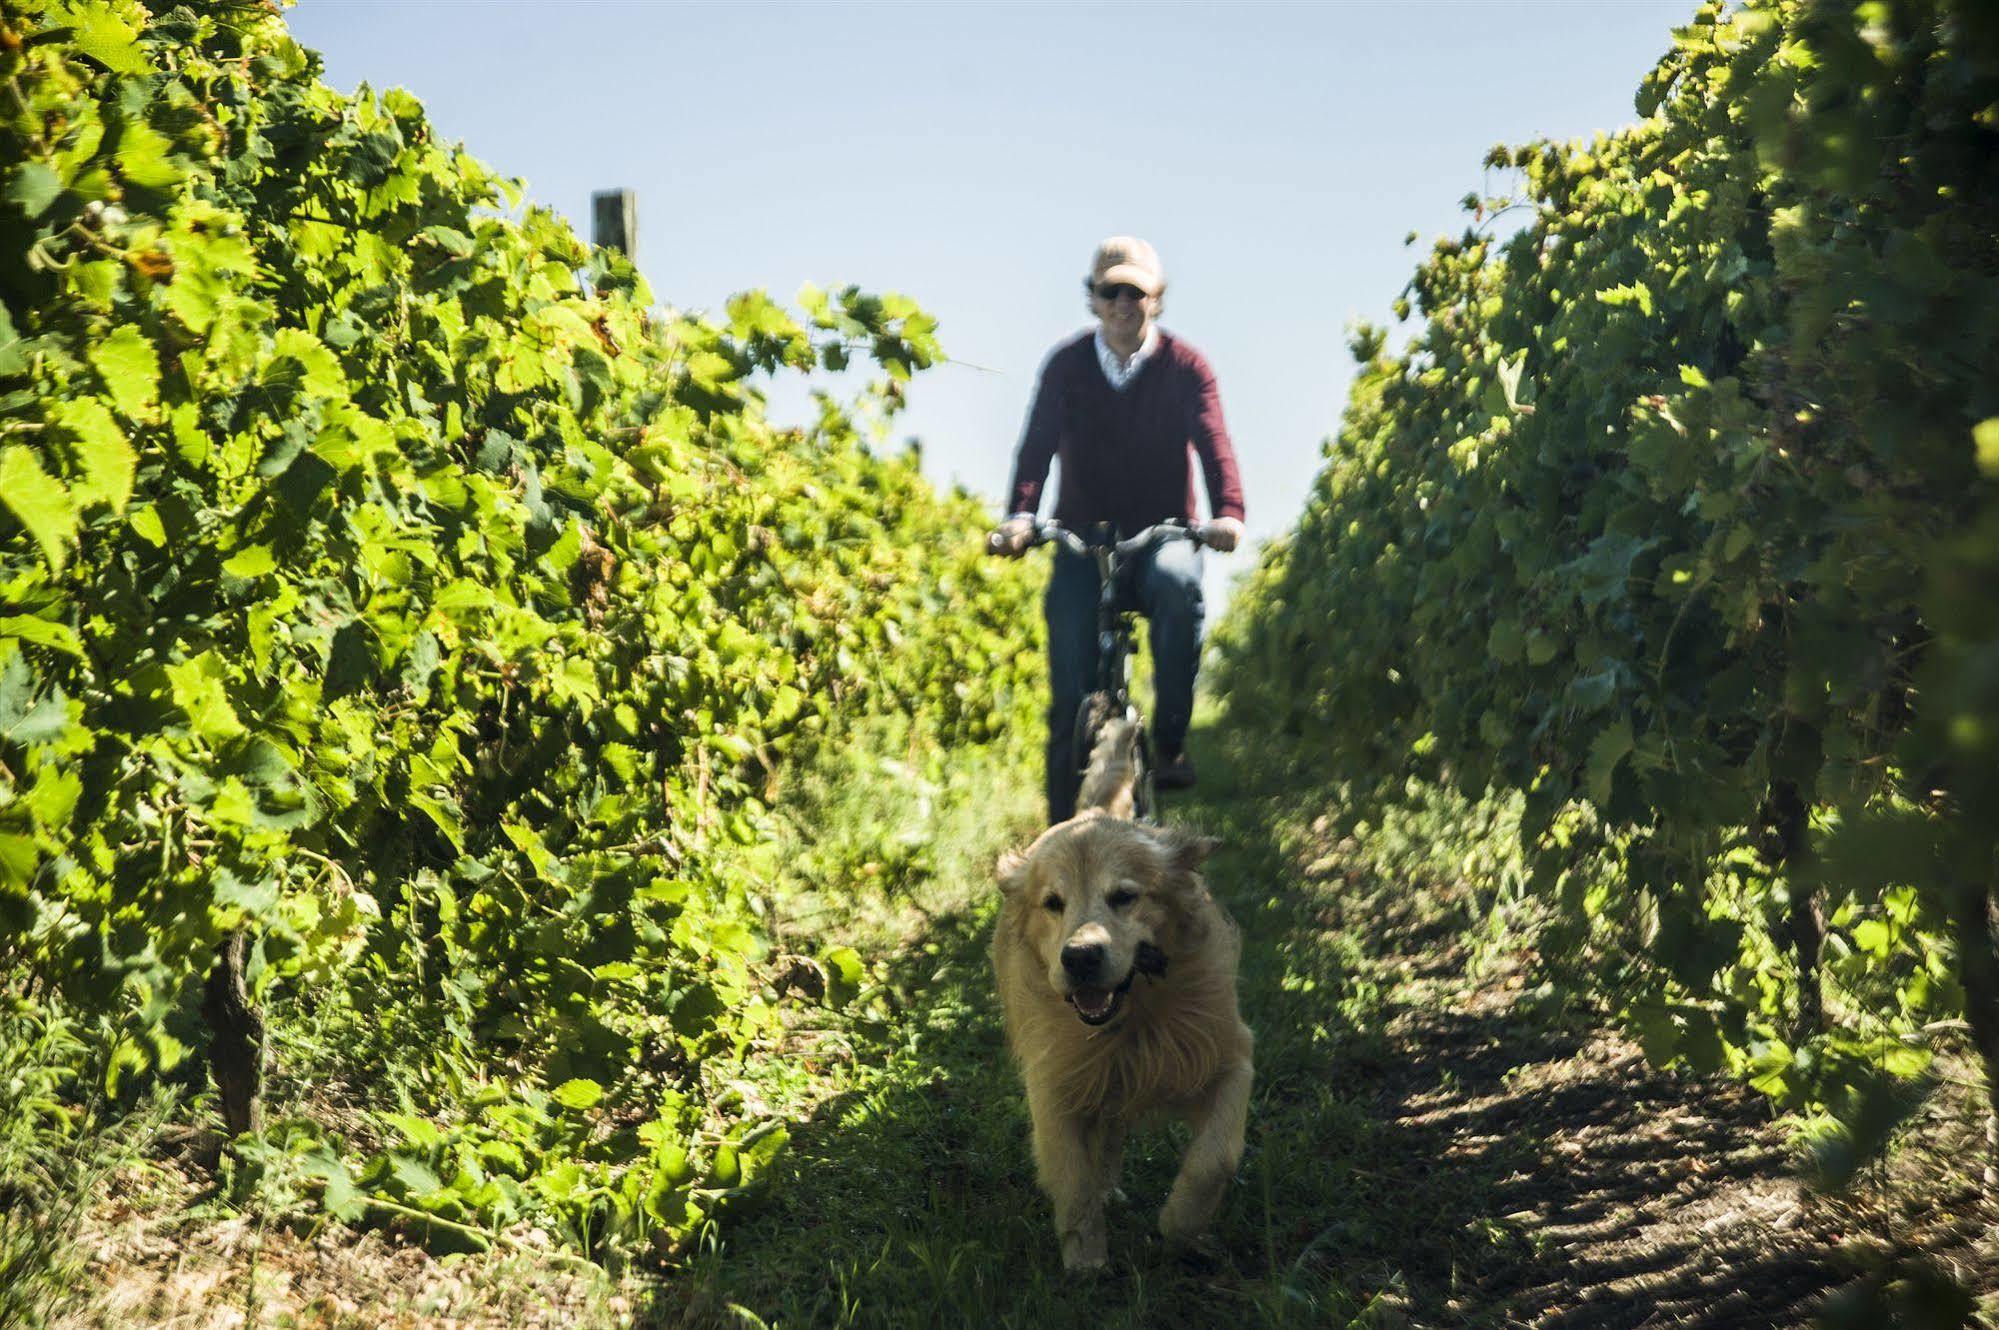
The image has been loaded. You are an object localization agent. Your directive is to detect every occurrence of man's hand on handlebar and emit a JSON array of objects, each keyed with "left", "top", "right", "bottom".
[
  {"left": 985, "top": 515, "right": 1036, "bottom": 558},
  {"left": 1203, "top": 516, "right": 1244, "bottom": 553}
]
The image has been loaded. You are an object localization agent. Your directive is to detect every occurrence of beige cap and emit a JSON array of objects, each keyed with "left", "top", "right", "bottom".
[{"left": 1089, "top": 235, "right": 1164, "bottom": 296}]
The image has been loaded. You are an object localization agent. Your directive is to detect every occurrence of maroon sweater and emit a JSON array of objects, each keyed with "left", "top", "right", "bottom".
[{"left": 1006, "top": 330, "right": 1245, "bottom": 534}]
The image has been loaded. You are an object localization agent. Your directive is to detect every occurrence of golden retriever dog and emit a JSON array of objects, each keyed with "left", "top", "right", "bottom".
[{"left": 992, "top": 812, "right": 1253, "bottom": 1270}]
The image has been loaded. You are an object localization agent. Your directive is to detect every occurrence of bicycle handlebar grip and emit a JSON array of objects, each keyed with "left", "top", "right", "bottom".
[{"left": 1030, "top": 520, "right": 1081, "bottom": 556}]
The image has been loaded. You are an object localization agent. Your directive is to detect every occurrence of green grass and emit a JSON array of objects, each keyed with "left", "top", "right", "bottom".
[
  {"left": 0, "top": 1002, "right": 179, "bottom": 1330},
  {"left": 643, "top": 712, "right": 1526, "bottom": 1330}
]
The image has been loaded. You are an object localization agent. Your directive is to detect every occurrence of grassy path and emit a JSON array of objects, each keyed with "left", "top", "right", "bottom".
[{"left": 657, "top": 723, "right": 1994, "bottom": 1329}]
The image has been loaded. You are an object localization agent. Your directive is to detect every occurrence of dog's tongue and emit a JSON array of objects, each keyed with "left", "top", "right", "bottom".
[{"left": 1071, "top": 987, "right": 1114, "bottom": 1018}]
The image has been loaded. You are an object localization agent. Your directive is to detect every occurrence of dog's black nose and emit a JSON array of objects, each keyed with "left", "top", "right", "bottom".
[{"left": 1060, "top": 942, "right": 1103, "bottom": 980}]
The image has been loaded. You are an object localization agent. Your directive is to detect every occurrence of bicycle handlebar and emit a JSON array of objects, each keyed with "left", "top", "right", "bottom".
[{"left": 1017, "top": 518, "right": 1212, "bottom": 559}]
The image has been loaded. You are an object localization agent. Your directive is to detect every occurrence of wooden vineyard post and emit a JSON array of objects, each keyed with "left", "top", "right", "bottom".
[
  {"left": 203, "top": 930, "right": 266, "bottom": 1135},
  {"left": 593, "top": 188, "right": 637, "bottom": 261},
  {"left": 1759, "top": 780, "right": 1825, "bottom": 1040}
]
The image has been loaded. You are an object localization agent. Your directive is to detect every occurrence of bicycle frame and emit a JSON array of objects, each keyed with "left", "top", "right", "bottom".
[
  {"left": 1030, "top": 519, "right": 1206, "bottom": 820},
  {"left": 1036, "top": 519, "right": 1200, "bottom": 699},
  {"left": 1084, "top": 536, "right": 1137, "bottom": 705}
]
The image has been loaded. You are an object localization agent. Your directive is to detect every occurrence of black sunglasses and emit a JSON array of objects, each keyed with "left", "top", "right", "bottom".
[{"left": 1089, "top": 281, "right": 1148, "bottom": 302}]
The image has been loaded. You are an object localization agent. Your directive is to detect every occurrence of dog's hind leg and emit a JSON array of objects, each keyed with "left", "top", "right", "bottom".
[{"left": 1158, "top": 1053, "right": 1253, "bottom": 1247}]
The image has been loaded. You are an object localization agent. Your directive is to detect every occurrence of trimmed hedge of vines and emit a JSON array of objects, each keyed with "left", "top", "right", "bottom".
[
  {"left": 1215, "top": 0, "right": 1999, "bottom": 1165},
  {"left": 1, "top": 0, "right": 1041, "bottom": 1260}
]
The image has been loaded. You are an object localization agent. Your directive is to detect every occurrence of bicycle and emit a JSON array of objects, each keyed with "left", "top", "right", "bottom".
[{"left": 1013, "top": 518, "right": 1213, "bottom": 824}]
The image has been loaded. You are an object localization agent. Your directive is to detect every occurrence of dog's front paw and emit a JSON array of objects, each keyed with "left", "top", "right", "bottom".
[
  {"left": 1161, "top": 1230, "right": 1224, "bottom": 1269},
  {"left": 1159, "top": 1196, "right": 1224, "bottom": 1267},
  {"left": 1157, "top": 1193, "right": 1212, "bottom": 1248},
  {"left": 1060, "top": 1230, "right": 1108, "bottom": 1273}
]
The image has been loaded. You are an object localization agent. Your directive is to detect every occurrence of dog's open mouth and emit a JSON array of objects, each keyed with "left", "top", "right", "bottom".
[{"left": 1067, "top": 972, "right": 1135, "bottom": 1026}]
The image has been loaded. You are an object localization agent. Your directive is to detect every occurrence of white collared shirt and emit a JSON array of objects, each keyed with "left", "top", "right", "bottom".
[{"left": 1094, "top": 326, "right": 1160, "bottom": 391}]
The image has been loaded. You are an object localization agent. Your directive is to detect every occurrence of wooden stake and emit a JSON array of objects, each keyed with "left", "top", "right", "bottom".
[{"left": 592, "top": 189, "right": 637, "bottom": 261}]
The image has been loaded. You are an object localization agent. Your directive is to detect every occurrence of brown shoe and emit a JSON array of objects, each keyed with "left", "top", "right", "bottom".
[{"left": 1155, "top": 751, "right": 1196, "bottom": 790}]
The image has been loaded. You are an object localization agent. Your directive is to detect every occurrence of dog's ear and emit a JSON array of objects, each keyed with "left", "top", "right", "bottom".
[
  {"left": 996, "top": 846, "right": 1029, "bottom": 898},
  {"left": 1152, "top": 825, "right": 1219, "bottom": 874},
  {"left": 1148, "top": 825, "right": 1219, "bottom": 946}
]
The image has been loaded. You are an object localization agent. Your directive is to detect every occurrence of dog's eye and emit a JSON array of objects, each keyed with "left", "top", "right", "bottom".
[
  {"left": 1107, "top": 888, "right": 1139, "bottom": 909},
  {"left": 1042, "top": 894, "right": 1065, "bottom": 913}
]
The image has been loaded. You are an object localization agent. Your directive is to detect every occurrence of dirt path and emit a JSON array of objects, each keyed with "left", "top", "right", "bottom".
[{"left": 1293, "top": 819, "right": 1999, "bottom": 1330}]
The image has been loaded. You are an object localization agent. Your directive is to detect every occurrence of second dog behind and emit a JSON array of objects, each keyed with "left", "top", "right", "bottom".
[{"left": 1076, "top": 714, "right": 1143, "bottom": 819}]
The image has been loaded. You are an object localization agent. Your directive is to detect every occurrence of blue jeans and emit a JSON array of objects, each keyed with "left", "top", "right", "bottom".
[{"left": 1044, "top": 539, "right": 1204, "bottom": 823}]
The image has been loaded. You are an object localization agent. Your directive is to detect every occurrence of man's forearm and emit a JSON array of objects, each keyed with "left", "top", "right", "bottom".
[
  {"left": 1008, "top": 358, "right": 1066, "bottom": 515},
  {"left": 1189, "top": 364, "right": 1245, "bottom": 523}
]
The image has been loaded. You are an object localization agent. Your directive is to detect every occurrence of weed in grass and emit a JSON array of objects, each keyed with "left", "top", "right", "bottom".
[{"left": 0, "top": 1001, "right": 177, "bottom": 1330}]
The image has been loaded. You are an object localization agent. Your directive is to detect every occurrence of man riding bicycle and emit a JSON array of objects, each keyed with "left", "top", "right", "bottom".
[{"left": 987, "top": 236, "right": 1245, "bottom": 825}]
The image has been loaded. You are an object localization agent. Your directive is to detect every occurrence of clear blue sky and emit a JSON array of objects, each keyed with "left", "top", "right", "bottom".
[{"left": 288, "top": 0, "right": 1693, "bottom": 609}]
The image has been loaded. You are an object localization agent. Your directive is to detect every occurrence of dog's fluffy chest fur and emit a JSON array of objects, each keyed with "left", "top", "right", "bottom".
[{"left": 1005, "top": 956, "right": 1241, "bottom": 1120}]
